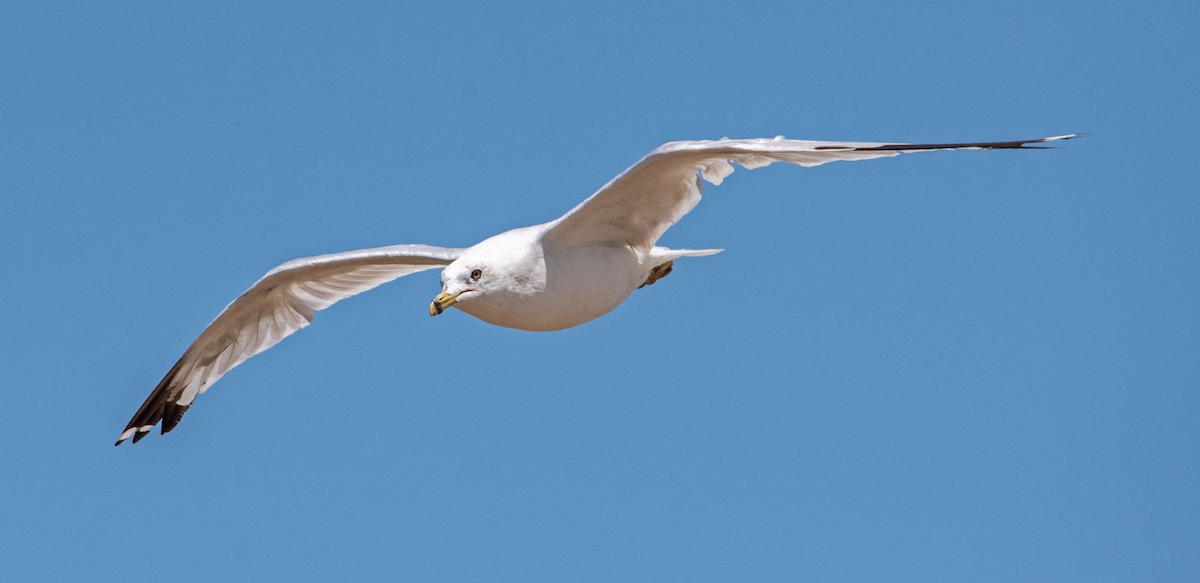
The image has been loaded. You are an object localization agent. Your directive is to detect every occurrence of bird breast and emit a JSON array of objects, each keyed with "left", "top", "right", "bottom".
[{"left": 457, "top": 243, "right": 645, "bottom": 332}]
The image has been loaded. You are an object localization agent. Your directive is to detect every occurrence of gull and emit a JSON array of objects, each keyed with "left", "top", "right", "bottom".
[{"left": 115, "top": 133, "right": 1079, "bottom": 445}]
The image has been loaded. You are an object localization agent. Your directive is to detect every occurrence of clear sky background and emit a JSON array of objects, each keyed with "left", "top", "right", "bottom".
[{"left": 2, "top": 2, "right": 1197, "bottom": 581}]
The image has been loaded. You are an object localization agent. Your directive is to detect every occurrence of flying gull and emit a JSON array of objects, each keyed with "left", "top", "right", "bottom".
[{"left": 115, "top": 134, "right": 1079, "bottom": 445}]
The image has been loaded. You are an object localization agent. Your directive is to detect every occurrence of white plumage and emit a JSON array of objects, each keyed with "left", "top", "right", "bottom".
[{"left": 116, "top": 134, "right": 1078, "bottom": 445}]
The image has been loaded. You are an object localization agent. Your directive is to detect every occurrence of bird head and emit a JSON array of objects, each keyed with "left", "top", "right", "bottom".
[
  {"left": 429, "top": 227, "right": 544, "bottom": 318},
  {"left": 430, "top": 262, "right": 486, "bottom": 316}
]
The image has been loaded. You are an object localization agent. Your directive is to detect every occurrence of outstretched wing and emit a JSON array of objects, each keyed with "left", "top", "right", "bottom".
[
  {"left": 115, "top": 244, "right": 464, "bottom": 445},
  {"left": 544, "top": 135, "right": 1079, "bottom": 252}
]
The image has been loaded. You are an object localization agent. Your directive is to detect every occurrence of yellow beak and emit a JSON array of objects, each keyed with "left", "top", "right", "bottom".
[{"left": 429, "top": 290, "right": 464, "bottom": 317}]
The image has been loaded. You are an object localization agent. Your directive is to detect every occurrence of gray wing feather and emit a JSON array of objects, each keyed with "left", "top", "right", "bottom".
[
  {"left": 116, "top": 244, "right": 463, "bottom": 445},
  {"left": 545, "top": 135, "right": 1079, "bottom": 251}
]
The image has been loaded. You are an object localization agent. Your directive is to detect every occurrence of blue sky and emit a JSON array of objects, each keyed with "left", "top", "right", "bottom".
[{"left": 2, "top": 2, "right": 1197, "bottom": 581}]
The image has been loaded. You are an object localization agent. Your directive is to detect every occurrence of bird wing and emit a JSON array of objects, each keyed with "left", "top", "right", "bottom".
[
  {"left": 115, "top": 244, "right": 464, "bottom": 445},
  {"left": 544, "top": 134, "right": 1079, "bottom": 251}
]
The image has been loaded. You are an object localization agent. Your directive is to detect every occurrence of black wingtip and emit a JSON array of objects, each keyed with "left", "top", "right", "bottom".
[
  {"left": 162, "top": 403, "right": 189, "bottom": 434},
  {"left": 856, "top": 133, "right": 1083, "bottom": 152},
  {"left": 116, "top": 356, "right": 187, "bottom": 447}
]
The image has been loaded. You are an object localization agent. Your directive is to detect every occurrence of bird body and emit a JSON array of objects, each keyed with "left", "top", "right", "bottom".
[
  {"left": 116, "top": 134, "right": 1079, "bottom": 445},
  {"left": 442, "top": 224, "right": 719, "bottom": 331}
]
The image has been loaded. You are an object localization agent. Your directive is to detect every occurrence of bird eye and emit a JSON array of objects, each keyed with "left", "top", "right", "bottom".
[{"left": 470, "top": 269, "right": 483, "bottom": 281}]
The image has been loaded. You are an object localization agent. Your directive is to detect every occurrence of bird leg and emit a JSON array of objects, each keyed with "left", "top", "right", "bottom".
[{"left": 639, "top": 260, "right": 674, "bottom": 288}]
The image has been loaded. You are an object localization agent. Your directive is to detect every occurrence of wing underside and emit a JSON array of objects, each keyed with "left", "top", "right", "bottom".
[
  {"left": 544, "top": 134, "right": 1080, "bottom": 251},
  {"left": 116, "top": 244, "right": 463, "bottom": 445}
]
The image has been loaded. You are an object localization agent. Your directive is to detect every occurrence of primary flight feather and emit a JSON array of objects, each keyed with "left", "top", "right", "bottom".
[{"left": 116, "top": 134, "right": 1078, "bottom": 445}]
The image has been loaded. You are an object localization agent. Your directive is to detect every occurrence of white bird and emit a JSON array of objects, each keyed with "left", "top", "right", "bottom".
[{"left": 116, "top": 134, "right": 1079, "bottom": 445}]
